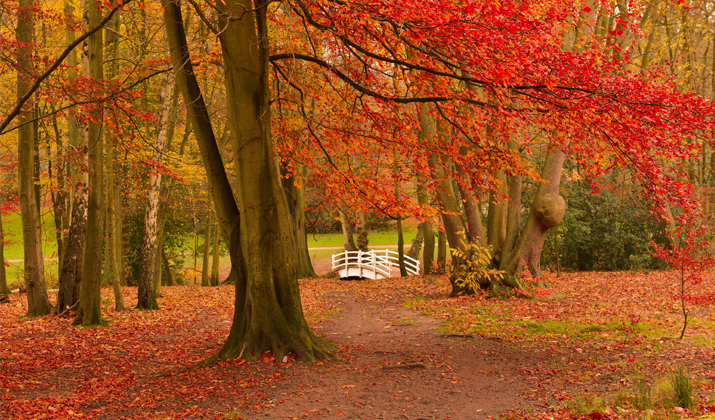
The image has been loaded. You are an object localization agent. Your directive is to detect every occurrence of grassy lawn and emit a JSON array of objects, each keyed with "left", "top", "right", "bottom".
[
  {"left": 2, "top": 211, "right": 58, "bottom": 261},
  {"left": 306, "top": 226, "right": 420, "bottom": 248},
  {"left": 2, "top": 211, "right": 60, "bottom": 289}
]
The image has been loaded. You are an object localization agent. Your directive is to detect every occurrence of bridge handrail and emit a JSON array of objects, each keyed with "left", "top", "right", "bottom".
[{"left": 331, "top": 249, "right": 420, "bottom": 277}]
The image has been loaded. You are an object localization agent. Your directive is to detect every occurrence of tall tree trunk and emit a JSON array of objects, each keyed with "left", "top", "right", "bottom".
[
  {"left": 55, "top": 27, "right": 86, "bottom": 314},
  {"left": 163, "top": 0, "right": 330, "bottom": 362},
  {"left": 162, "top": 245, "right": 173, "bottom": 286},
  {"left": 393, "top": 155, "right": 407, "bottom": 277},
  {"left": 339, "top": 209, "right": 358, "bottom": 251},
  {"left": 355, "top": 212, "right": 369, "bottom": 252},
  {"left": 201, "top": 219, "right": 211, "bottom": 287},
  {"left": 136, "top": 71, "right": 175, "bottom": 309},
  {"left": 500, "top": 172, "right": 522, "bottom": 265},
  {"left": 280, "top": 164, "right": 317, "bottom": 278},
  {"left": 211, "top": 219, "right": 220, "bottom": 286},
  {"left": 154, "top": 233, "right": 163, "bottom": 294},
  {"left": 455, "top": 167, "right": 487, "bottom": 248},
  {"left": 50, "top": 113, "right": 68, "bottom": 270},
  {"left": 17, "top": 0, "right": 52, "bottom": 316},
  {"left": 0, "top": 210, "right": 9, "bottom": 297},
  {"left": 502, "top": 148, "right": 566, "bottom": 282},
  {"left": 407, "top": 227, "right": 423, "bottom": 260},
  {"left": 437, "top": 230, "right": 447, "bottom": 270},
  {"left": 486, "top": 172, "right": 507, "bottom": 252},
  {"left": 56, "top": 184, "right": 86, "bottom": 315},
  {"left": 417, "top": 177, "right": 434, "bottom": 275},
  {"left": 75, "top": 0, "right": 105, "bottom": 326},
  {"left": 104, "top": 5, "right": 123, "bottom": 311}
]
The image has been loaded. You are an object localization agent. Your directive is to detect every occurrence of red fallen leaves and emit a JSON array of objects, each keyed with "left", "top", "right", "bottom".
[
  {"left": 0, "top": 286, "right": 301, "bottom": 419},
  {"left": 2, "top": 273, "right": 714, "bottom": 419}
]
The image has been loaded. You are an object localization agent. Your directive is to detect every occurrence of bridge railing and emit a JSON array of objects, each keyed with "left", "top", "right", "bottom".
[{"left": 331, "top": 249, "right": 420, "bottom": 279}]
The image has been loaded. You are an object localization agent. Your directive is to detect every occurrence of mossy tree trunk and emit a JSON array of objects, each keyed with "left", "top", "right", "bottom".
[
  {"left": 418, "top": 105, "right": 565, "bottom": 295},
  {"left": 75, "top": 0, "right": 105, "bottom": 326},
  {"left": 339, "top": 209, "right": 358, "bottom": 252},
  {"left": 280, "top": 164, "right": 317, "bottom": 278},
  {"left": 407, "top": 227, "right": 423, "bottom": 260},
  {"left": 201, "top": 218, "right": 211, "bottom": 287},
  {"left": 355, "top": 212, "right": 369, "bottom": 252},
  {"left": 0, "top": 209, "right": 10, "bottom": 297},
  {"left": 211, "top": 220, "right": 220, "bottom": 286},
  {"left": 417, "top": 176, "right": 434, "bottom": 275},
  {"left": 163, "top": 0, "right": 331, "bottom": 361},
  {"left": 17, "top": 0, "right": 52, "bottom": 316},
  {"left": 104, "top": 4, "right": 124, "bottom": 311}
]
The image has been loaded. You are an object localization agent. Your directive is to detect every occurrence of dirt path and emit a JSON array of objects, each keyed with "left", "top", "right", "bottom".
[{"left": 258, "top": 291, "right": 538, "bottom": 419}]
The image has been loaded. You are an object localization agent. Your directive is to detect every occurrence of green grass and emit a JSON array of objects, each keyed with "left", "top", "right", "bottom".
[
  {"left": 305, "top": 227, "right": 419, "bottom": 248},
  {"left": 2, "top": 211, "right": 59, "bottom": 261},
  {"left": 2, "top": 211, "right": 61, "bottom": 289}
]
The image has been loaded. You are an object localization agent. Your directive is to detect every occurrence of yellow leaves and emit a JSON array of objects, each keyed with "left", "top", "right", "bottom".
[{"left": 451, "top": 241, "right": 503, "bottom": 292}]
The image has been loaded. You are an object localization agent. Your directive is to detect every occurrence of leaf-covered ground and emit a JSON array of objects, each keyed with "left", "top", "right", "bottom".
[{"left": 1, "top": 271, "right": 714, "bottom": 419}]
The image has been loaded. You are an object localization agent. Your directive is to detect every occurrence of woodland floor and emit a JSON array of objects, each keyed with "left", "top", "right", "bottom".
[{"left": 2, "top": 270, "right": 715, "bottom": 420}]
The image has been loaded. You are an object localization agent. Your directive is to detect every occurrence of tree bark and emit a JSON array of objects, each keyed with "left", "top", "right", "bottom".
[
  {"left": 162, "top": 244, "right": 173, "bottom": 286},
  {"left": 75, "top": 0, "right": 105, "bottom": 326},
  {"left": 437, "top": 230, "right": 447, "bottom": 270},
  {"left": 136, "top": 71, "right": 175, "bottom": 310},
  {"left": 55, "top": 0, "right": 85, "bottom": 316},
  {"left": 355, "top": 212, "right": 369, "bottom": 252},
  {"left": 201, "top": 219, "right": 211, "bottom": 287},
  {"left": 407, "top": 227, "right": 423, "bottom": 260},
  {"left": 163, "top": 0, "right": 329, "bottom": 362},
  {"left": 486, "top": 172, "right": 507, "bottom": 253},
  {"left": 417, "top": 177, "right": 434, "bottom": 275},
  {"left": 104, "top": 4, "right": 124, "bottom": 311},
  {"left": 502, "top": 147, "right": 566, "bottom": 281},
  {"left": 56, "top": 185, "right": 86, "bottom": 315},
  {"left": 211, "top": 219, "right": 220, "bottom": 286},
  {"left": 339, "top": 209, "right": 358, "bottom": 252},
  {"left": 280, "top": 164, "right": 317, "bottom": 278},
  {"left": 17, "top": 0, "right": 52, "bottom": 316},
  {"left": 0, "top": 209, "right": 9, "bottom": 297},
  {"left": 50, "top": 113, "right": 68, "bottom": 271}
]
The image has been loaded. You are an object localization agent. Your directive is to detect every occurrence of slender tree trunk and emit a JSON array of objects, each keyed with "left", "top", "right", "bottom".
[
  {"left": 500, "top": 172, "right": 522, "bottom": 265},
  {"left": 162, "top": 245, "right": 173, "bottom": 286},
  {"left": 437, "top": 230, "right": 447, "bottom": 270},
  {"left": 0, "top": 210, "right": 9, "bottom": 297},
  {"left": 154, "top": 233, "right": 163, "bottom": 294},
  {"left": 56, "top": 0, "right": 84, "bottom": 313},
  {"left": 407, "top": 227, "right": 423, "bottom": 260},
  {"left": 201, "top": 219, "right": 211, "bottom": 287},
  {"left": 280, "top": 164, "right": 317, "bottom": 278},
  {"left": 104, "top": 5, "right": 123, "bottom": 311},
  {"left": 136, "top": 71, "right": 175, "bottom": 310},
  {"left": 417, "top": 177, "right": 434, "bottom": 275},
  {"left": 339, "top": 209, "right": 358, "bottom": 251},
  {"left": 211, "top": 219, "right": 220, "bottom": 286},
  {"left": 56, "top": 185, "right": 86, "bottom": 315},
  {"left": 393, "top": 155, "right": 407, "bottom": 277},
  {"left": 75, "top": 0, "right": 105, "bottom": 326},
  {"left": 355, "top": 212, "right": 369, "bottom": 252},
  {"left": 50, "top": 114, "right": 68, "bottom": 270},
  {"left": 17, "top": 0, "right": 52, "bottom": 316},
  {"left": 486, "top": 172, "right": 507, "bottom": 252}
]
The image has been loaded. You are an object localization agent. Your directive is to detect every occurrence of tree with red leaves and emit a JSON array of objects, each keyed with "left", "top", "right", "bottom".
[
  {"left": 652, "top": 210, "right": 715, "bottom": 339},
  {"left": 160, "top": 0, "right": 715, "bottom": 361}
]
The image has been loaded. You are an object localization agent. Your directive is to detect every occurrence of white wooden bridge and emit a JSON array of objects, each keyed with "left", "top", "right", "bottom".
[{"left": 331, "top": 250, "right": 420, "bottom": 280}]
